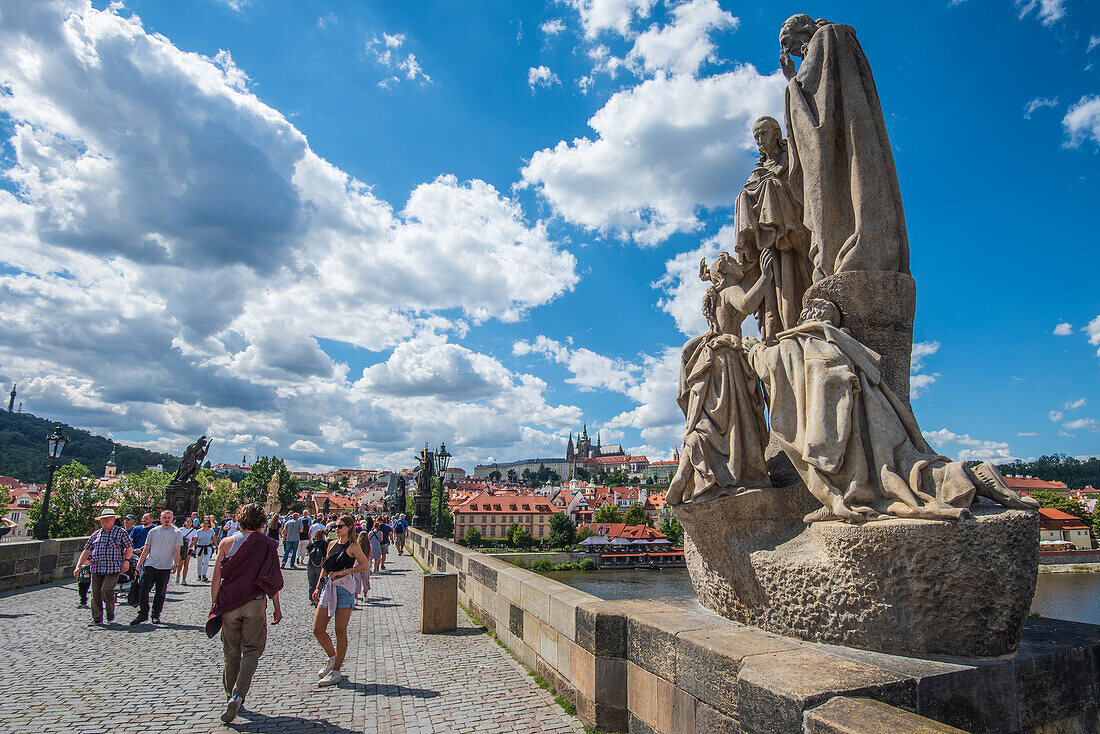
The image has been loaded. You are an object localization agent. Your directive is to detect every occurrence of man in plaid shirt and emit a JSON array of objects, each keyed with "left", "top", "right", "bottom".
[{"left": 74, "top": 509, "right": 133, "bottom": 625}]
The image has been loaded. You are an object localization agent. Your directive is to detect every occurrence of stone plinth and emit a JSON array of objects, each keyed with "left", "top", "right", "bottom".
[
  {"left": 677, "top": 489, "right": 1040, "bottom": 657},
  {"left": 165, "top": 481, "right": 200, "bottom": 519},
  {"left": 421, "top": 572, "right": 458, "bottom": 633},
  {"left": 803, "top": 271, "right": 915, "bottom": 406}
]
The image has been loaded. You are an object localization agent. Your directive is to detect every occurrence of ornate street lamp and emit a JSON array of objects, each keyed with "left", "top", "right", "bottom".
[
  {"left": 34, "top": 424, "right": 69, "bottom": 540},
  {"left": 433, "top": 442, "right": 452, "bottom": 537}
]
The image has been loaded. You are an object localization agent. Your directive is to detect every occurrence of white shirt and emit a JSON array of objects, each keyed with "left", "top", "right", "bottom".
[
  {"left": 143, "top": 525, "right": 183, "bottom": 570},
  {"left": 309, "top": 522, "right": 324, "bottom": 539}
]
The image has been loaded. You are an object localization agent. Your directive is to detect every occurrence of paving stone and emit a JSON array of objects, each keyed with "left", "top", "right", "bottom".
[{"left": 0, "top": 550, "right": 583, "bottom": 733}]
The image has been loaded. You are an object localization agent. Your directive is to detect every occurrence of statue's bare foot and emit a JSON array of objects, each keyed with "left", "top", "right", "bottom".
[
  {"left": 804, "top": 499, "right": 864, "bottom": 524},
  {"left": 967, "top": 462, "right": 1039, "bottom": 509}
]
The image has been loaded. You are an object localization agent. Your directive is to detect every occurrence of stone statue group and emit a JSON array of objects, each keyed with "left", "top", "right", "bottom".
[{"left": 667, "top": 15, "right": 1036, "bottom": 524}]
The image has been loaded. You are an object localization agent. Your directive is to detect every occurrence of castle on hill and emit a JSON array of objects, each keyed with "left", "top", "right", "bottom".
[{"left": 473, "top": 423, "right": 649, "bottom": 482}]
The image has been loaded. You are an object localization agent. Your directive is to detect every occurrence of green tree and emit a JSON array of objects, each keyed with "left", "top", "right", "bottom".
[
  {"left": 200, "top": 476, "right": 241, "bottom": 519},
  {"left": 548, "top": 512, "right": 576, "bottom": 548},
  {"left": 604, "top": 468, "right": 630, "bottom": 486},
  {"left": 505, "top": 522, "right": 524, "bottom": 547},
  {"left": 661, "top": 515, "right": 684, "bottom": 546},
  {"left": 575, "top": 526, "right": 594, "bottom": 543},
  {"left": 507, "top": 469, "right": 517, "bottom": 483},
  {"left": 26, "top": 460, "right": 111, "bottom": 538},
  {"left": 593, "top": 504, "right": 624, "bottom": 524},
  {"left": 464, "top": 527, "right": 484, "bottom": 548},
  {"left": 1030, "top": 490, "right": 1091, "bottom": 522},
  {"left": 574, "top": 465, "right": 590, "bottom": 480},
  {"left": 623, "top": 502, "right": 651, "bottom": 527},
  {"left": 115, "top": 469, "right": 171, "bottom": 519},
  {"left": 238, "top": 456, "right": 299, "bottom": 511},
  {"left": 489, "top": 470, "right": 502, "bottom": 482},
  {"left": 513, "top": 527, "right": 535, "bottom": 549}
]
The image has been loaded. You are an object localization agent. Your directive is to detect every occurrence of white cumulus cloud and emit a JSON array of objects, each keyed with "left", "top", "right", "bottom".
[
  {"left": 567, "top": 0, "right": 656, "bottom": 39},
  {"left": 1087, "top": 314, "right": 1100, "bottom": 357},
  {"left": 627, "top": 0, "right": 736, "bottom": 76},
  {"left": 1053, "top": 321, "right": 1074, "bottom": 336},
  {"left": 0, "top": 0, "right": 580, "bottom": 472},
  {"left": 922, "top": 428, "right": 1016, "bottom": 462},
  {"left": 1064, "top": 95, "right": 1100, "bottom": 147},
  {"left": 541, "top": 19, "right": 566, "bottom": 36},
  {"left": 1065, "top": 397, "right": 1087, "bottom": 410},
  {"left": 528, "top": 65, "right": 561, "bottom": 89},
  {"left": 520, "top": 66, "right": 786, "bottom": 246}
]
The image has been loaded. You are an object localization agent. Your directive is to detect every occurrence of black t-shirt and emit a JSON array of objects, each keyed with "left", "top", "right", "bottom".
[{"left": 321, "top": 541, "right": 355, "bottom": 573}]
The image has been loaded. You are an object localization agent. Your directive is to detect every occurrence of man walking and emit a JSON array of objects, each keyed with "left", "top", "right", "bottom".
[
  {"left": 281, "top": 512, "right": 303, "bottom": 569},
  {"left": 207, "top": 504, "right": 283, "bottom": 724},
  {"left": 73, "top": 509, "right": 132, "bottom": 626},
  {"left": 126, "top": 512, "right": 154, "bottom": 606},
  {"left": 131, "top": 510, "right": 182, "bottom": 625},
  {"left": 392, "top": 514, "right": 408, "bottom": 556}
]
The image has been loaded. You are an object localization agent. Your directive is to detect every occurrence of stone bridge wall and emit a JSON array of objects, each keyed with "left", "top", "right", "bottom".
[
  {"left": 0, "top": 537, "right": 88, "bottom": 591},
  {"left": 407, "top": 529, "right": 1100, "bottom": 734}
]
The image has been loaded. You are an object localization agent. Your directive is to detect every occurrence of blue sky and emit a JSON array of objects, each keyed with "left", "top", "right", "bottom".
[{"left": 0, "top": 0, "right": 1097, "bottom": 473}]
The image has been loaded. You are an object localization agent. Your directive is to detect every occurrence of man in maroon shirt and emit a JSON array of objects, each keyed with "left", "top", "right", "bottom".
[{"left": 208, "top": 503, "right": 283, "bottom": 723}]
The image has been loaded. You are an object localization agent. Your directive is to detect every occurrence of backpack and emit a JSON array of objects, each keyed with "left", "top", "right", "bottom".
[{"left": 309, "top": 540, "right": 329, "bottom": 568}]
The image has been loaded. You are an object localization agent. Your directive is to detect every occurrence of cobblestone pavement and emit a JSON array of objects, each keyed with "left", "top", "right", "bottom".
[{"left": 0, "top": 550, "right": 585, "bottom": 734}]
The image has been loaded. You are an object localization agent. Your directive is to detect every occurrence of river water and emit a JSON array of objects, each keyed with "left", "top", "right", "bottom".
[{"left": 547, "top": 567, "right": 1100, "bottom": 624}]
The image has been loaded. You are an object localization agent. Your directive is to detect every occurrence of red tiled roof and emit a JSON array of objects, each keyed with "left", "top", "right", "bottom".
[{"left": 1005, "top": 477, "right": 1069, "bottom": 490}]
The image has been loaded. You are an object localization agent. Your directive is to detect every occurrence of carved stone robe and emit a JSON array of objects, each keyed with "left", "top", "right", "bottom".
[
  {"left": 785, "top": 23, "right": 910, "bottom": 280},
  {"left": 668, "top": 333, "right": 770, "bottom": 504},
  {"left": 734, "top": 150, "right": 812, "bottom": 343},
  {"left": 748, "top": 322, "right": 972, "bottom": 519}
]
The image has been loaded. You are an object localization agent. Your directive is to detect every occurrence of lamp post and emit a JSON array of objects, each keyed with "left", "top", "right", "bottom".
[
  {"left": 34, "top": 424, "right": 69, "bottom": 540},
  {"left": 433, "top": 442, "right": 452, "bottom": 537}
]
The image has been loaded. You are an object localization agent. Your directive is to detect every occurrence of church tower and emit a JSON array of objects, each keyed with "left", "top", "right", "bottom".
[
  {"left": 566, "top": 431, "right": 575, "bottom": 461},
  {"left": 577, "top": 424, "right": 591, "bottom": 460},
  {"left": 104, "top": 444, "right": 118, "bottom": 478},
  {"left": 7, "top": 384, "right": 14, "bottom": 413}
]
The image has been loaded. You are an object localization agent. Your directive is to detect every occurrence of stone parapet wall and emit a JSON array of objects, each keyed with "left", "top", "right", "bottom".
[
  {"left": 485, "top": 551, "right": 576, "bottom": 566},
  {"left": 407, "top": 529, "right": 1100, "bottom": 734},
  {"left": 1039, "top": 550, "right": 1100, "bottom": 565},
  {"left": 0, "top": 536, "right": 88, "bottom": 591}
]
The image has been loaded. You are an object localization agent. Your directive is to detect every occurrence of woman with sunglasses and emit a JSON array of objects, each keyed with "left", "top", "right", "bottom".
[{"left": 311, "top": 514, "right": 369, "bottom": 687}]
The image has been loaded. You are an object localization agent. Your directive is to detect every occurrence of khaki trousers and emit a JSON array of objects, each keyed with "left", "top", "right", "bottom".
[
  {"left": 221, "top": 597, "right": 268, "bottom": 701},
  {"left": 89, "top": 573, "right": 118, "bottom": 623}
]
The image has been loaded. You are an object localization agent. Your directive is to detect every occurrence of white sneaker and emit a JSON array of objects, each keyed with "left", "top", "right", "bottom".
[
  {"left": 221, "top": 695, "right": 243, "bottom": 723},
  {"left": 318, "top": 670, "right": 342, "bottom": 687},
  {"left": 317, "top": 656, "right": 335, "bottom": 679}
]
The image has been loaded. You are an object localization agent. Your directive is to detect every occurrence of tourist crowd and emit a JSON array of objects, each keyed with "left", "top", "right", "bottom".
[{"left": 74, "top": 503, "right": 411, "bottom": 723}]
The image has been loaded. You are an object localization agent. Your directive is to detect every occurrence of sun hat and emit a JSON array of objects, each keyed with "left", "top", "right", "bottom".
[{"left": 96, "top": 509, "right": 119, "bottom": 520}]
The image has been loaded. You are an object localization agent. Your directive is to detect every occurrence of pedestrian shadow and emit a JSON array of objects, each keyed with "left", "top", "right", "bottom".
[
  {"left": 0, "top": 612, "right": 32, "bottom": 619},
  {"left": 339, "top": 681, "right": 440, "bottom": 699},
  {"left": 231, "top": 710, "right": 359, "bottom": 733},
  {"left": 443, "top": 626, "right": 487, "bottom": 637}
]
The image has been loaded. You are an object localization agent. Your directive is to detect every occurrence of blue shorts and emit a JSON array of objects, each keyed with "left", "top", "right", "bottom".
[{"left": 335, "top": 586, "right": 354, "bottom": 609}]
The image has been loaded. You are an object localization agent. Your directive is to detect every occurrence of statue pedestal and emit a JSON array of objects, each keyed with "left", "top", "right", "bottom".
[
  {"left": 165, "top": 481, "right": 200, "bottom": 520},
  {"left": 676, "top": 487, "right": 1039, "bottom": 657}
]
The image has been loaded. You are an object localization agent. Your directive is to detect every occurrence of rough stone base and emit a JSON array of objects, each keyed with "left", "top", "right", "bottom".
[
  {"left": 803, "top": 271, "right": 915, "bottom": 406},
  {"left": 677, "top": 489, "right": 1039, "bottom": 657}
]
